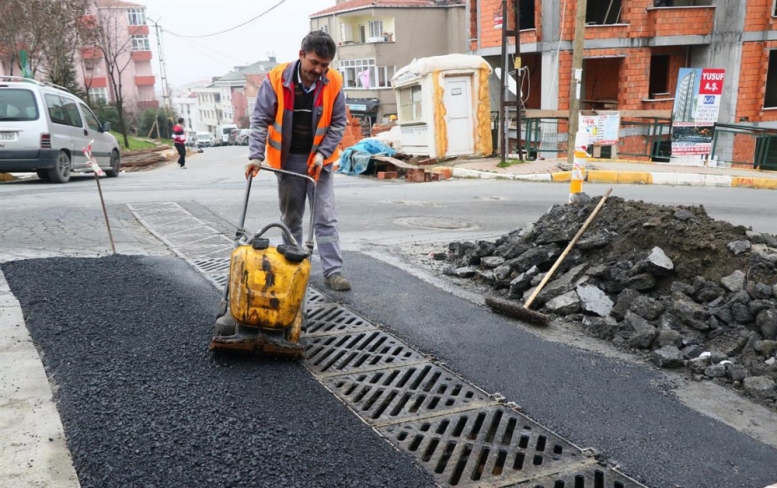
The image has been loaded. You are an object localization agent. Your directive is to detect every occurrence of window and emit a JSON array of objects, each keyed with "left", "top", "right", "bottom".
[
  {"left": 339, "top": 59, "right": 394, "bottom": 89},
  {"left": 399, "top": 85, "right": 423, "bottom": 122},
  {"left": 766, "top": 50, "right": 777, "bottom": 108},
  {"left": 320, "top": 25, "right": 329, "bottom": 34},
  {"left": 131, "top": 35, "right": 150, "bottom": 51},
  {"left": 774, "top": 0, "right": 777, "bottom": 16},
  {"left": 80, "top": 103, "right": 101, "bottom": 131},
  {"left": 127, "top": 8, "right": 146, "bottom": 26},
  {"left": 61, "top": 98, "right": 83, "bottom": 128},
  {"left": 359, "top": 25, "right": 366, "bottom": 44},
  {"left": 369, "top": 20, "right": 383, "bottom": 38},
  {"left": 0, "top": 89, "right": 39, "bottom": 121},
  {"left": 649, "top": 55, "right": 670, "bottom": 96},
  {"left": 519, "top": 0, "right": 536, "bottom": 29},
  {"left": 586, "top": 0, "right": 622, "bottom": 24},
  {"left": 88, "top": 87, "right": 109, "bottom": 103}
]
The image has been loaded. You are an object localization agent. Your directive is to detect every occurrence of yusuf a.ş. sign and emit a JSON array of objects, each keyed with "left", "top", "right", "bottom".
[{"left": 670, "top": 68, "right": 725, "bottom": 156}]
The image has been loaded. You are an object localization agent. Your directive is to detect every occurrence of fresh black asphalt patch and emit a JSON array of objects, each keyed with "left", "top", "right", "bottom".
[
  {"left": 2, "top": 255, "right": 435, "bottom": 488},
  {"left": 309, "top": 251, "right": 777, "bottom": 488}
]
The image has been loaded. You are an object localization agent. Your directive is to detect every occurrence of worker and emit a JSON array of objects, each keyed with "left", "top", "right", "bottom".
[
  {"left": 172, "top": 118, "right": 187, "bottom": 169},
  {"left": 246, "top": 31, "right": 350, "bottom": 292}
]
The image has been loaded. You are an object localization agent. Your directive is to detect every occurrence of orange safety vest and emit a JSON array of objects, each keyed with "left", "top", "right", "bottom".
[{"left": 265, "top": 63, "right": 342, "bottom": 171}]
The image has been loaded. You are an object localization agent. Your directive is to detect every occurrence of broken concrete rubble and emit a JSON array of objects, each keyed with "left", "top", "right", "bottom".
[{"left": 442, "top": 195, "right": 777, "bottom": 409}]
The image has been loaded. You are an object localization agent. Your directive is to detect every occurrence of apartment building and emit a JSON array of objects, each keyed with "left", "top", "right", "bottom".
[
  {"left": 79, "top": 0, "right": 158, "bottom": 110},
  {"left": 310, "top": 0, "right": 467, "bottom": 124},
  {"left": 467, "top": 0, "right": 777, "bottom": 131}
]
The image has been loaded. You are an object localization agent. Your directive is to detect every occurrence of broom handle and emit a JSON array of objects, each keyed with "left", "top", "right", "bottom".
[{"left": 524, "top": 188, "right": 612, "bottom": 309}]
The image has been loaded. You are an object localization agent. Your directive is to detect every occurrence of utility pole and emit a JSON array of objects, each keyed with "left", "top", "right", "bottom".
[
  {"left": 153, "top": 20, "right": 171, "bottom": 110},
  {"left": 566, "top": 0, "right": 588, "bottom": 165},
  {"left": 499, "top": 0, "right": 524, "bottom": 164}
]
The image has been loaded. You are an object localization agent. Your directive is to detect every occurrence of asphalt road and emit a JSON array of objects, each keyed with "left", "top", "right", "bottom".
[
  {"left": 1, "top": 255, "right": 436, "bottom": 488},
  {"left": 3, "top": 147, "right": 777, "bottom": 487},
  {"left": 310, "top": 251, "right": 777, "bottom": 488}
]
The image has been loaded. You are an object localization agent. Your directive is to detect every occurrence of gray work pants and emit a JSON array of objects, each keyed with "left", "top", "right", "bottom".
[{"left": 278, "top": 153, "right": 343, "bottom": 278}]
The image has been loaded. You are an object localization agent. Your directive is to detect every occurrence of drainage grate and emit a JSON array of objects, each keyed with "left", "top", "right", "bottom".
[
  {"left": 306, "top": 288, "right": 328, "bottom": 307},
  {"left": 305, "top": 304, "right": 377, "bottom": 336},
  {"left": 304, "top": 330, "right": 426, "bottom": 376},
  {"left": 379, "top": 405, "right": 585, "bottom": 487},
  {"left": 323, "top": 363, "right": 493, "bottom": 426},
  {"left": 193, "top": 257, "right": 231, "bottom": 274},
  {"left": 506, "top": 466, "right": 644, "bottom": 488}
]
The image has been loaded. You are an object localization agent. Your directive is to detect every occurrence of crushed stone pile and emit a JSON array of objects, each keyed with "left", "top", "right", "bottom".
[{"left": 443, "top": 196, "right": 777, "bottom": 407}]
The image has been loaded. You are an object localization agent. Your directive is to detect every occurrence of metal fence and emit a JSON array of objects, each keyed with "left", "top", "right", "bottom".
[{"left": 711, "top": 123, "right": 777, "bottom": 170}]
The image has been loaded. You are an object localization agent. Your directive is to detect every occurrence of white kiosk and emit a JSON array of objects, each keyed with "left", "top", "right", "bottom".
[{"left": 392, "top": 54, "right": 492, "bottom": 159}]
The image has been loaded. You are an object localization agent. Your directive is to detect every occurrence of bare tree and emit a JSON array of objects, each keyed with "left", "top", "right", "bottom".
[
  {"left": 0, "top": 0, "right": 31, "bottom": 75},
  {"left": 91, "top": 1, "right": 134, "bottom": 148},
  {"left": 36, "top": 0, "right": 93, "bottom": 91}
]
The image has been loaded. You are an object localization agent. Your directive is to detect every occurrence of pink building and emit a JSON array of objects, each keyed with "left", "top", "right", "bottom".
[{"left": 78, "top": 0, "right": 158, "bottom": 110}]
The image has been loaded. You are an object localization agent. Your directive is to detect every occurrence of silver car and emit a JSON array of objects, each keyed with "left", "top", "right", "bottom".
[{"left": 0, "top": 76, "right": 120, "bottom": 183}]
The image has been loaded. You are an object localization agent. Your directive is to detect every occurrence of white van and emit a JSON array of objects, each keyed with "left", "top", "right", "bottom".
[
  {"left": 0, "top": 77, "right": 120, "bottom": 183},
  {"left": 195, "top": 131, "right": 211, "bottom": 148},
  {"left": 215, "top": 123, "right": 237, "bottom": 146}
]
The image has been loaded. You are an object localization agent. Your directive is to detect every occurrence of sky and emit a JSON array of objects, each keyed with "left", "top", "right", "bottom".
[{"left": 145, "top": 0, "right": 334, "bottom": 89}]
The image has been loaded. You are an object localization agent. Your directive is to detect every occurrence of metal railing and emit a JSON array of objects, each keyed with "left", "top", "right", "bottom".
[{"left": 711, "top": 123, "right": 777, "bottom": 170}]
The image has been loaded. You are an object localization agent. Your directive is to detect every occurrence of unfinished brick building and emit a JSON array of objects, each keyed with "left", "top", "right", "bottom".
[{"left": 467, "top": 0, "right": 777, "bottom": 164}]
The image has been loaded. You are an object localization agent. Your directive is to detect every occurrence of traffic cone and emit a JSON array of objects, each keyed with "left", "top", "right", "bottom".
[{"left": 569, "top": 130, "right": 589, "bottom": 203}]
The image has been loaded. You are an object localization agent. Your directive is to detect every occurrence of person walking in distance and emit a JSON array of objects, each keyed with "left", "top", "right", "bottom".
[
  {"left": 246, "top": 31, "right": 350, "bottom": 291},
  {"left": 173, "top": 118, "right": 187, "bottom": 169}
]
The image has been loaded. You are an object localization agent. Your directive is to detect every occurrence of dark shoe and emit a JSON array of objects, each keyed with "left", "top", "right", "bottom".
[{"left": 325, "top": 273, "right": 351, "bottom": 291}]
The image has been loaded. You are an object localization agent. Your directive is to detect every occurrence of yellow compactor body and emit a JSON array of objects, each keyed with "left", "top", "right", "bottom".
[{"left": 210, "top": 167, "right": 318, "bottom": 357}]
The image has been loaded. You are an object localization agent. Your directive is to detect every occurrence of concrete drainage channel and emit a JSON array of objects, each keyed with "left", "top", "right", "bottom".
[{"left": 128, "top": 202, "right": 647, "bottom": 488}]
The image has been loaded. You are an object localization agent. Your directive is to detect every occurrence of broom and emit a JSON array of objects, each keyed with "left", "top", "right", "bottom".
[{"left": 486, "top": 188, "right": 613, "bottom": 326}]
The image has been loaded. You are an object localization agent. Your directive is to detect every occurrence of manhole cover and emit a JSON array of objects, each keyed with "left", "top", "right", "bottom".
[
  {"left": 474, "top": 196, "right": 508, "bottom": 201},
  {"left": 304, "top": 330, "right": 426, "bottom": 375},
  {"left": 379, "top": 405, "right": 585, "bottom": 487},
  {"left": 394, "top": 217, "right": 477, "bottom": 230},
  {"left": 382, "top": 200, "right": 444, "bottom": 207},
  {"left": 324, "top": 363, "right": 493, "bottom": 426}
]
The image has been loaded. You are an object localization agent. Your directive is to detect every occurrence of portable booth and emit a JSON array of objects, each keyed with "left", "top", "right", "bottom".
[{"left": 391, "top": 54, "right": 492, "bottom": 159}]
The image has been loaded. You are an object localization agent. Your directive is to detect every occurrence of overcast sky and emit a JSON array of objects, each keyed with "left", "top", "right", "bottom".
[{"left": 145, "top": 0, "right": 333, "bottom": 88}]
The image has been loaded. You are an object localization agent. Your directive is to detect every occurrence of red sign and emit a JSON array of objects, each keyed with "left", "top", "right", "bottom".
[{"left": 699, "top": 69, "right": 725, "bottom": 95}]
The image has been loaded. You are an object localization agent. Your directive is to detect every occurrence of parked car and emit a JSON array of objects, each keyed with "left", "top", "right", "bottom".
[
  {"left": 227, "top": 128, "right": 238, "bottom": 146},
  {"left": 195, "top": 132, "right": 211, "bottom": 148},
  {"left": 236, "top": 128, "right": 250, "bottom": 146},
  {"left": 0, "top": 76, "right": 120, "bottom": 183},
  {"left": 216, "top": 123, "right": 237, "bottom": 146}
]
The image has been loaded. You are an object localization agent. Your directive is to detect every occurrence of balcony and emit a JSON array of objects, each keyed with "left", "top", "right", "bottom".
[
  {"left": 80, "top": 47, "right": 103, "bottom": 60},
  {"left": 338, "top": 16, "right": 395, "bottom": 47},
  {"left": 86, "top": 77, "right": 108, "bottom": 88},
  {"left": 128, "top": 25, "right": 149, "bottom": 35},
  {"left": 131, "top": 51, "right": 152, "bottom": 62},
  {"left": 138, "top": 100, "right": 160, "bottom": 110},
  {"left": 135, "top": 75, "right": 156, "bottom": 86},
  {"left": 646, "top": 6, "right": 715, "bottom": 39}
]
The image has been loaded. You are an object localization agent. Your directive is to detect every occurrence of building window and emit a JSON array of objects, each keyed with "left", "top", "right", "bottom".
[
  {"left": 766, "top": 50, "right": 777, "bottom": 108},
  {"left": 649, "top": 55, "right": 670, "bottom": 97},
  {"left": 586, "top": 0, "right": 622, "bottom": 24},
  {"left": 320, "top": 25, "right": 329, "bottom": 34},
  {"left": 128, "top": 8, "right": 146, "bottom": 26},
  {"left": 89, "top": 87, "right": 109, "bottom": 103},
  {"left": 369, "top": 20, "right": 383, "bottom": 39},
  {"left": 774, "top": 0, "right": 777, "bottom": 16},
  {"left": 131, "top": 35, "right": 150, "bottom": 51},
  {"left": 519, "top": 0, "right": 536, "bottom": 29},
  {"left": 339, "top": 59, "right": 395, "bottom": 89},
  {"left": 399, "top": 85, "right": 423, "bottom": 122}
]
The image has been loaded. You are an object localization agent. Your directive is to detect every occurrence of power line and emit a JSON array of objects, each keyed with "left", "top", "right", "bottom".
[{"left": 162, "top": 0, "right": 286, "bottom": 39}]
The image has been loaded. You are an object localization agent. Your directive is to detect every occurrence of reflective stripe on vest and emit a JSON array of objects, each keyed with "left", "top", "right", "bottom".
[{"left": 263, "top": 63, "right": 342, "bottom": 170}]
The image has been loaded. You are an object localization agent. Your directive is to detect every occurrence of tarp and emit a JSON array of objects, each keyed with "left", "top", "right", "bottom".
[{"left": 337, "top": 139, "right": 396, "bottom": 176}]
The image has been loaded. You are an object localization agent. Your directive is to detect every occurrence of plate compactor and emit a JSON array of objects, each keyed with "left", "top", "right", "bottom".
[{"left": 209, "top": 165, "right": 317, "bottom": 357}]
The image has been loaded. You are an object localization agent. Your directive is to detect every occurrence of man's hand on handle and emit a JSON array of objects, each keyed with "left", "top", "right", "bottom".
[
  {"left": 309, "top": 152, "right": 324, "bottom": 181},
  {"left": 245, "top": 158, "right": 263, "bottom": 179}
]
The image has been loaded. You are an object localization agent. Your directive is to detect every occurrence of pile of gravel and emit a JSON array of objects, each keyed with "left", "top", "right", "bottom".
[{"left": 443, "top": 196, "right": 777, "bottom": 408}]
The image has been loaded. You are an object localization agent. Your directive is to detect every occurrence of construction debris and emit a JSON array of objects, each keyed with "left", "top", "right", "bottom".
[
  {"left": 443, "top": 195, "right": 777, "bottom": 407},
  {"left": 121, "top": 145, "right": 177, "bottom": 172}
]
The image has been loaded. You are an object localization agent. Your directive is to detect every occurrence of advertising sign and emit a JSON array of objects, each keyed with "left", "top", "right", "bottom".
[
  {"left": 579, "top": 112, "right": 620, "bottom": 146},
  {"left": 671, "top": 68, "right": 725, "bottom": 156}
]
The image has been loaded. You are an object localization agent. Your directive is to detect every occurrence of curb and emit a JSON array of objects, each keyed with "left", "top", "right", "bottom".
[
  {"left": 450, "top": 167, "right": 777, "bottom": 190},
  {"left": 0, "top": 269, "right": 81, "bottom": 487}
]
